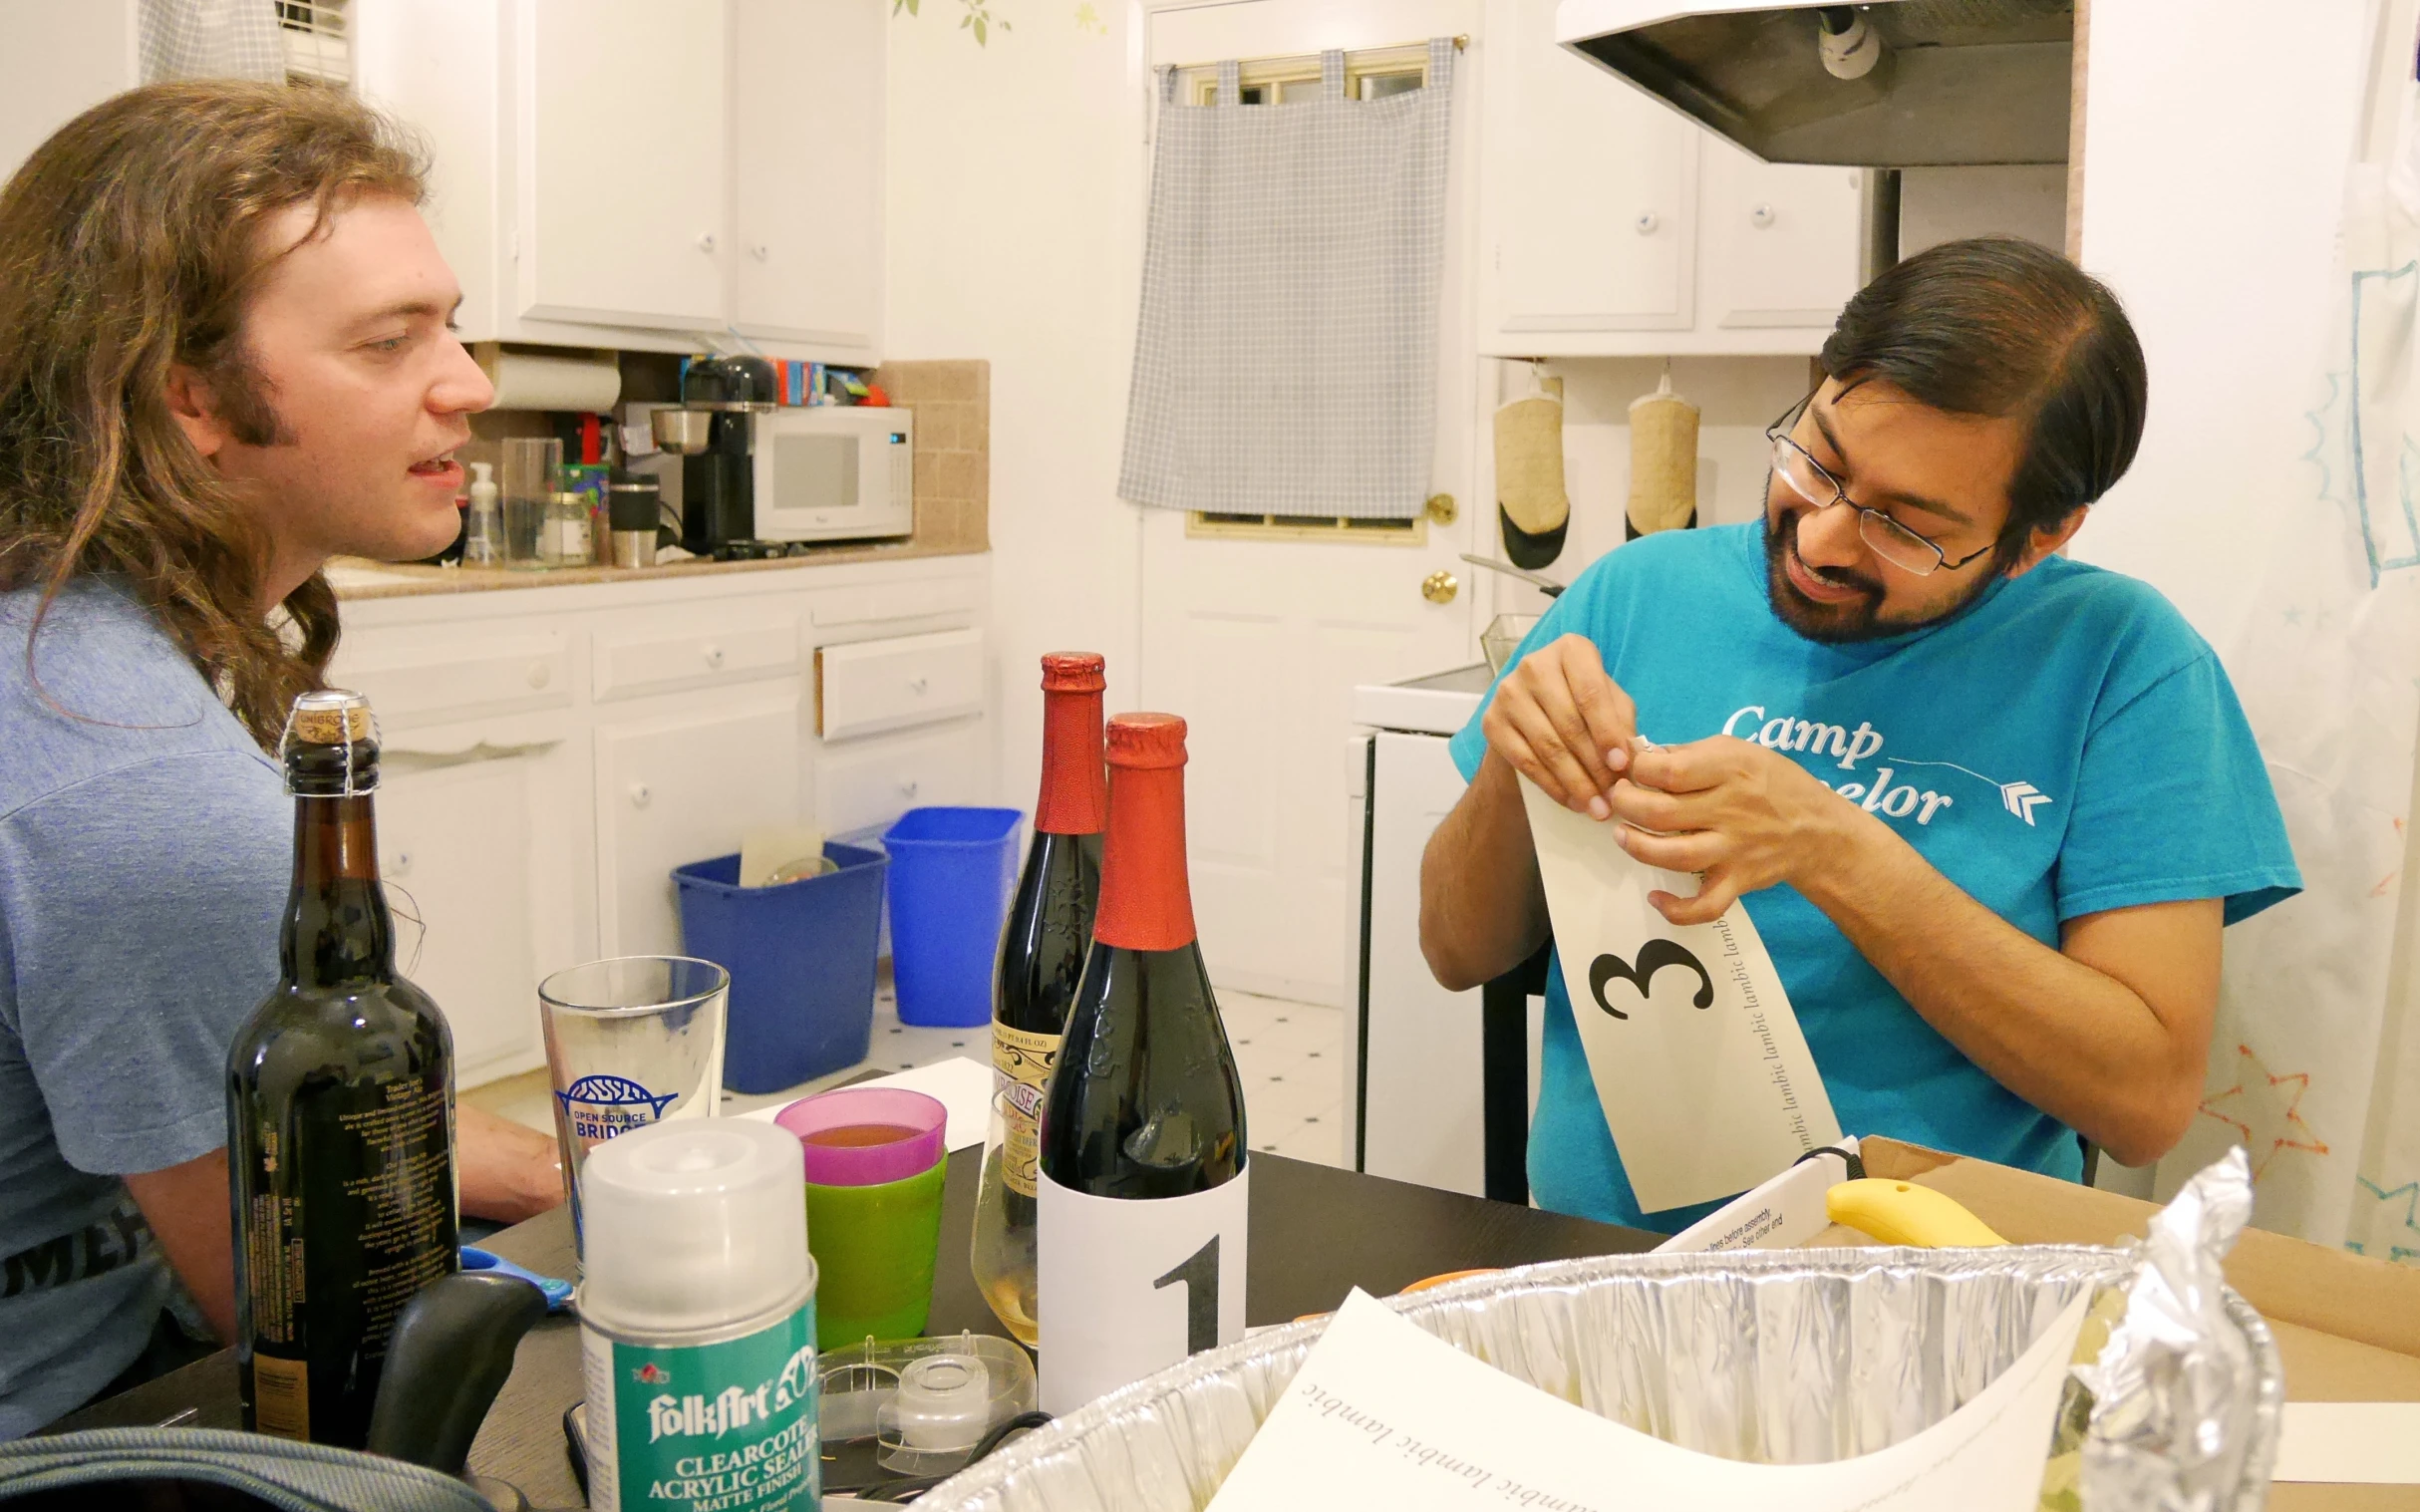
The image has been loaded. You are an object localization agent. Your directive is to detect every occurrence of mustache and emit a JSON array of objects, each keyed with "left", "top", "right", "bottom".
[{"left": 1772, "top": 511, "right": 1883, "bottom": 599}]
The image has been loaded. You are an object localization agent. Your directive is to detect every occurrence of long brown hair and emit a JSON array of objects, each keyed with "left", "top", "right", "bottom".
[{"left": 0, "top": 81, "right": 428, "bottom": 747}]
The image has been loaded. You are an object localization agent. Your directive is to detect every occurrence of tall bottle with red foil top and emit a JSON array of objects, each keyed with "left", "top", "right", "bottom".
[
  {"left": 1035, "top": 712, "right": 1247, "bottom": 1414},
  {"left": 972, "top": 652, "right": 1109, "bottom": 1344}
]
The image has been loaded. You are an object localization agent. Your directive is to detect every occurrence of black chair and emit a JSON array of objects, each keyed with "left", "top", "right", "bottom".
[{"left": 1480, "top": 940, "right": 1553, "bottom": 1205}]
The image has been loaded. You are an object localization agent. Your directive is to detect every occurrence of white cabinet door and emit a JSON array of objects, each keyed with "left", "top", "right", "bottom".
[
  {"left": 595, "top": 693, "right": 802, "bottom": 958},
  {"left": 1700, "top": 140, "right": 1865, "bottom": 331},
  {"left": 378, "top": 737, "right": 593, "bottom": 1087},
  {"left": 517, "top": 0, "right": 728, "bottom": 329},
  {"left": 812, "top": 718, "right": 986, "bottom": 839},
  {"left": 732, "top": 0, "right": 882, "bottom": 351},
  {"left": 1478, "top": 0, "right": 1697, "bottom": 352}
]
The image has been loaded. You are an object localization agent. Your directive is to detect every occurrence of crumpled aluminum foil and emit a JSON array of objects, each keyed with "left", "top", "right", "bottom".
[
  {"left": 2070, "top": 1147, "right": 2272, "bottom": 1511},
  {"left": 921, "top": 1174, "right": 2280, "bottom": 1512}
]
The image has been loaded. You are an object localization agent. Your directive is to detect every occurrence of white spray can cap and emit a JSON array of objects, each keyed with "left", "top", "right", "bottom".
[{"left": 580, "top": 1119, "right": 808, "bottom": 1334}]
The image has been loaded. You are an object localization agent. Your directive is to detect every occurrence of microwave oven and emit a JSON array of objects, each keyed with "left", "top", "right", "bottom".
[{"left": 752, "top": 407, "right": 914, "bottom": 544}]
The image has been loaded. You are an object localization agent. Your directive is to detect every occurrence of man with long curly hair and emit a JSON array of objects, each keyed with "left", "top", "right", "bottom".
[{"left": 0, "top": 82, "right": 564, "bottom": 1435}]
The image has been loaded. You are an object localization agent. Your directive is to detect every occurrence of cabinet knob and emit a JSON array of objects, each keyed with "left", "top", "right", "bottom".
[
  {"left": 1634, "top": 210, "right": 1660, "bottom": 236},
  {"left": 526, "top": 661, "right": 551, "bottom": 689},
  {"left": 898, "top": 779, "right": 920, "bottom": 799},
  {"left": 751, "top": 244, "right": 769, "bottom": 261},
  {"left": 389, "top": 849, "right": 414, "bottom": 877},
  {"left": 1421, "top": 570, "right": 1459, "bottom": 605},
  {"left": 698, "top": 232, "right": 718, "bottom": 254},
  {"left": 1750, "top": 203, "right": 1776, "bottom": 229},
  {"left": 703, "top": 644, "right": 726, "bottom": 669},
  {"left": 908, "top": 677, "right": 929, "bottom": 695},
  {"left": 630, "top": 782, "right": 652, "bottom": 809}
]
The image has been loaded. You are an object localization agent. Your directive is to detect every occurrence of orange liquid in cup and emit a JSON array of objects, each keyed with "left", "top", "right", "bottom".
[{"left": 797, "top": 1122, "right": 922, "bottom": 1150}]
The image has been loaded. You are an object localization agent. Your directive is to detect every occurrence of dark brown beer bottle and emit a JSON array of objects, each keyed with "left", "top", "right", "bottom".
[{"left": 226, "top": 690, "right": 457, "bottom": 1448}]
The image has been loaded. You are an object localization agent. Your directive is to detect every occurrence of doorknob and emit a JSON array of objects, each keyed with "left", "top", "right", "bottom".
[{"left": 1421, "top": 570, "right": 1459, "bottom": 604}]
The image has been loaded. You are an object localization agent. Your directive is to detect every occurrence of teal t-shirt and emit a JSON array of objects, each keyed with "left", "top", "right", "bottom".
[{"left": 1449, "top": 523, "right": 2300, "bottom": 1234}]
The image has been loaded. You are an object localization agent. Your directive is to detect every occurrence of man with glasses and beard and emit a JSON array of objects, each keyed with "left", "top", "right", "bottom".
[{"left": 1418, "top": 237, "right": 2299, "bottom": 1234}]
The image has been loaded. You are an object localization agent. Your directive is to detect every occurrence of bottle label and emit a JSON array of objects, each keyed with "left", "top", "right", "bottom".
[
  {"left": 239, "top": 1070, "right": 455, "bottom": 1445},
  {"left": 1035, "top": 1166, "right": 1249, "bottom": 1414},
  {"left": 582, "top": 1305, "right": 820, "bottom": 1512},
  {"left": 993, "top": 1022, "right": 1061, "bottom": 1200}
]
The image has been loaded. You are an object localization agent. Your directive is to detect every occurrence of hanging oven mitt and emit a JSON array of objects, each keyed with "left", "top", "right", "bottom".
[
  {"left": 1495, "top": 374, "right": 1570, "bottom": 569},
  {"left": 1627, "top": 369, "right": 1700, "bottom": 538}
]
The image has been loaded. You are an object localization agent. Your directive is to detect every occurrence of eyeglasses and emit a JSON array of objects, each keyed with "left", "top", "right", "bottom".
[{"left": 1764, "top": 390, "right": 1995, "bottom": 578}]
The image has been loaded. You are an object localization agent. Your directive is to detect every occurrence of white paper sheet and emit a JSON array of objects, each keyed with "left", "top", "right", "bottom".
[
  {"left": 1519, "top": 778, "right": 1841, "bottom": 1211},
  {"left": 1206, "top": 1286, "right": 2090, "bottom": 1512},
  {"left": 2273, "top": 1402, "right": 2420, "bottom": 1483},
  {"left": 737, "top": 1055, "right": 994, "bottom": 1151}
]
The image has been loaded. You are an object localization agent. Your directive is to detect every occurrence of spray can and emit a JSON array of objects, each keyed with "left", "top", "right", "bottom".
[{"left": 579, "top": 1120, "right": 820, "bottom": 1512}]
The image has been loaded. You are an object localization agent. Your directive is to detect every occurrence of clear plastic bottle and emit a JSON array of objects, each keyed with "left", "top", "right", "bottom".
[{"left": 461, "top": 461, "right": 502, "bottom": 567}]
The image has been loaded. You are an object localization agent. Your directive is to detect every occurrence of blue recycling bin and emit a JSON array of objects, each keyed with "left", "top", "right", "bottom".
[
  {"left": 881, "top": 806, "right": 1025, "bottom": 1029},
  {"left": 673, "top": 842, "right": 887, "bottom": 1095}
]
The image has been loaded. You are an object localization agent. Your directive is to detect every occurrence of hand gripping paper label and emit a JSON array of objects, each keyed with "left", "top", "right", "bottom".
[
  {"left": 1518, "top": 777, "right": 1840, "bottom": 1212},
  {"left": 1036, "top": 1166, "right": 1249, "bottom": 1414},
  {"left": 580, "top": 1306, "right": 820, "bottom": 1512},
  {"left": 992, "top": 1022, "right": 1060, "bottom": 1200}
]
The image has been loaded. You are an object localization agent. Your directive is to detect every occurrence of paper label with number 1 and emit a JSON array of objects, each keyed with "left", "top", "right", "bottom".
[
  {"left": 1519, "top": 777, "right": 1840, "bottom": 1213},
  {"left": 1036, "top": 1166, "right": 1249, "bottom": 1414}
]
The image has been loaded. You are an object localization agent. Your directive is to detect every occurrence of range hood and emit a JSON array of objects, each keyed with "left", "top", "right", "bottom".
[{"left": 1555, "top": 0, "right": 2072, "bottom": 166}]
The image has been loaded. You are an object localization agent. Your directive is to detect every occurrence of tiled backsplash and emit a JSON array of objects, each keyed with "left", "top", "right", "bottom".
[{"left": 875, "top": 359, "right": 991, "bottom": 554}]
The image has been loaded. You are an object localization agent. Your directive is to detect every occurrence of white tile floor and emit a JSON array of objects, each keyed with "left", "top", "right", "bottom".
[{"left": 464, "top": 978, "right": 1349, "bottom": 1170}]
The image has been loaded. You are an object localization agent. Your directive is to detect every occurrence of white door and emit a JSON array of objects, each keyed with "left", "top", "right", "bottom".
[
  {"left": 1137, "top": 0, "right": 1483, "bottom": 1006},
  {"left": 517, "top": 0, "right": 728, "bottom": 329},
  {"left": 1699, "top": 139, "right": 1866, "bottom": 331},
  {"left": 594, "top": 693, "right": 802, "bottom": 958},
  {"left": 1476, "top": 0, "right": 1698, "bottom": 352},
  {"left": 379, "top": 737, "right": 593, "bottom": 1087},
  {"left": 732, "top": 0, "right": 883, "bottom": 352}
]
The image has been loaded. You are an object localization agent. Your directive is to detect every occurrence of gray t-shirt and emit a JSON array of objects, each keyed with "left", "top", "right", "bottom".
[{"left": 0, "top": 580, "right": 288, "bottom": 1436}]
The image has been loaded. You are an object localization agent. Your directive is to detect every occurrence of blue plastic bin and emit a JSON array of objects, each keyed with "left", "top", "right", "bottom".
[
  {"left": 673, "top": 842, "right": 887, "bottom": 1094},
  {"left": 881, "top": 806, "right": 1025, "bottom": 1028}
]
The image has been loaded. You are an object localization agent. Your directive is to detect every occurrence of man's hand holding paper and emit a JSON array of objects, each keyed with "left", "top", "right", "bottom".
[{"left": 1610, "top": 736, "right": 1862, "bottom": 927}]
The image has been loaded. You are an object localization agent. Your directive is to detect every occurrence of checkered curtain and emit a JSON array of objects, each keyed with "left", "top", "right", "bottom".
[
  {"left": 138, "top": 0, "right": 287, "bottom": 85},
  {"left": 1118, "top": 39, "right": 1455, "bottom": 519}
]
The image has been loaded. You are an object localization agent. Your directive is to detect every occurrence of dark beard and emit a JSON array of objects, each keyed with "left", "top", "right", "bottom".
[{"left": 1761, "top": 508, "right": 1997, "bottom": 644}]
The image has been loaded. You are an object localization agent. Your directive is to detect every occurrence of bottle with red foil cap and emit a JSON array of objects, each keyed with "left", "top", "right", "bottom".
[
  {"left": 1034, "top": 712, "right": 1247, "bottom": 1414},
  {"left": 971, "top": 652, "right": 1108, "bottom": 1345}
]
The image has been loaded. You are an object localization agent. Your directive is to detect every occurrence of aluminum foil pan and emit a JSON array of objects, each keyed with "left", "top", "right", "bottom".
[{"left": 917, "top": 1244, "right": 2281, "bottom": 1512}]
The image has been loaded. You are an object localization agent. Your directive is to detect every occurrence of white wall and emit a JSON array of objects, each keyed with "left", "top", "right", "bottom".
[
  {"left": 883, "top": 1, "right": 1146, "bottom": 814},
  {"left": 0, "top": 1, "right": 136, "bottom": 183},
  {"left": 2068, "top": 0, "right": 2373, "bottom": 649}
]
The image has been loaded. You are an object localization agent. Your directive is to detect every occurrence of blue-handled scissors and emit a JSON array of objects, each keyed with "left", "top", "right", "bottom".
[{"left": 461, "top": 1246, "right": 574, "bottom": 1313}]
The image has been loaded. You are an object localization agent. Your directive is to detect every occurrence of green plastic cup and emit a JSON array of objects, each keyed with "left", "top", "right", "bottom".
[{"left": 776, "top": 1087, "right": 950, "bottom": 1346}]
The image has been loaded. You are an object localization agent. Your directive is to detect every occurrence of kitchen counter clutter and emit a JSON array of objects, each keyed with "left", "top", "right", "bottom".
[
  {"left": 329, "top": 553, "right": 995, "bottom": 1092},
  {"left": 324, "top": 536, "right": 975, "bottom": 601}
]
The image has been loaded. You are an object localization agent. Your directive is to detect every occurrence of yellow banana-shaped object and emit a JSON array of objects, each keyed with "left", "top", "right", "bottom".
[{"left": 1826, "top": 1179, "right": 2008, "bottom": 1248}]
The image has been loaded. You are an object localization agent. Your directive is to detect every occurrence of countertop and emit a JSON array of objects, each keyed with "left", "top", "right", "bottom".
[{"left": 326, "top": 535, "right": 982, "bottom": 601}]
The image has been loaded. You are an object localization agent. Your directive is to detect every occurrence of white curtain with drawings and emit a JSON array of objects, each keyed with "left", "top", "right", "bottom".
[
  {"left": 1117, "top": 40, "right": 1455, "bottom": 519},
  {"left": 2154, "top": 1, "right": 2420, "bottom": 1268}
]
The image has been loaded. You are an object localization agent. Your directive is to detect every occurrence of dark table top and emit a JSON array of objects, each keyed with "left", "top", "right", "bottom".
[{"left": 63, "top": 1148, "right": 1656, "bottom": 1507}]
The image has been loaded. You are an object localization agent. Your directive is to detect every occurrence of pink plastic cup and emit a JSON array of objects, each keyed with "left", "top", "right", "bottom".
[
  {"left": 774, "top": 1087, "right": 951, "bottom": 1341},
  {"left": 774, "top": 1087, "right": 948, "bottom": 1186}
]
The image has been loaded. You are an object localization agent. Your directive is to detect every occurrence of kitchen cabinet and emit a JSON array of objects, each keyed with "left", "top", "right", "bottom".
[
  {"left": 595, "top": 694, "right": 802, "bottom": 958},
  {"left": 1476, "top": 0, "right": 1864, "bottom": 357},
  {"left": 350, "top": 0, "right": 884, "bottom": 360},
  {"left": 516, "top": 0, "right": 728, "bottom": 331},
  {"left": 330, "top": 553, "right": 992, "bottom": 1087},
  {"left": 733, "top": 0, "right": 882, "bottom": 353}
]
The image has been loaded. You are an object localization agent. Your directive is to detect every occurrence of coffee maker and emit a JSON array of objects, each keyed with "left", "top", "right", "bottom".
[{"left": 652, "top": 356, "right": 778, "bottom": 559}]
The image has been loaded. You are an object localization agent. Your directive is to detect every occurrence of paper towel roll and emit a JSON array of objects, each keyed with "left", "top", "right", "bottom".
[
  {"left": 478, "top": 350, "right": 621, "bottom": 413},
  {"left": 1627, "top": 373, "right": 1699, "bottom": 537}
]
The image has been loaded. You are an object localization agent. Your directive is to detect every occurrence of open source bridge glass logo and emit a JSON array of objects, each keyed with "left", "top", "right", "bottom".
[{"left": 558, "top": 1072, "right": 679, "bottom": 1142}]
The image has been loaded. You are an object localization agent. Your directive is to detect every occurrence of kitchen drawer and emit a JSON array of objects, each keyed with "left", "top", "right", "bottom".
[
  {"left": 331, "top": 625, "right": 572, "bottom": 729},
  {"left": 810, "top": 577, "right": 977, "bottom": 627},
  {"left": 815, "top": 627, "right": 984, "bottom": 740},
  {"left": 591, "top": 604, "right": 800, "bottom": 703},
  {"left": 815, "top": 720, "right": 985, "bottom": 836}
]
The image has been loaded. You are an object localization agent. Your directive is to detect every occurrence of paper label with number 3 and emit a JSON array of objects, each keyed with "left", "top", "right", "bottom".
[{"left": 1519, "top": 777, "right": 1841, "bottom": 1212}]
